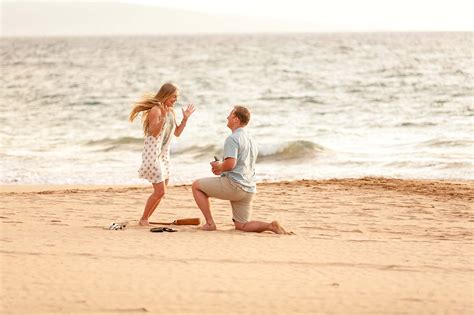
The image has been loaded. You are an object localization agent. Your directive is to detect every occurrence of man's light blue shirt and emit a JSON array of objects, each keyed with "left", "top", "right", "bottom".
[{"left": 222, "top": 128, "right": 258, "bottom": 193}]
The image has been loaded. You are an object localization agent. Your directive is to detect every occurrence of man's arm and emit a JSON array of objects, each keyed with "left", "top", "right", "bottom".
[
  {"left": 211, "top": 157, "right": 236, "bottom": 175},
  {"left": 211, "top": 136, "right": 238, "bottom": 175}
]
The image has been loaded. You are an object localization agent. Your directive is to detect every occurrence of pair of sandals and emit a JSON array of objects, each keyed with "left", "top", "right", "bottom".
[{"left": 150, "top": 227, "right": 177, "bottom": 233}]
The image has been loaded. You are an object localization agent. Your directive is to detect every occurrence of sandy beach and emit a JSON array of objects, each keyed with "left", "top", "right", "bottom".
[{"left": 1, "top": 177, "right": 473, "bottom": 314}]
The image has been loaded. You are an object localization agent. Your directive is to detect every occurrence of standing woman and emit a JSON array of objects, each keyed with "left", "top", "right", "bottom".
[{"left": 129, "top": 82, "right": 195, "bottom": 226}]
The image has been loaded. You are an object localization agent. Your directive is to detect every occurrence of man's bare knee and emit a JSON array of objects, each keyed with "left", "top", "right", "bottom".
[
  {"left": 192, "top": 180, "right": 200, "bottom": 191},
  {"left": 192, "top": 181, "right": 209, "bottom": 197}
]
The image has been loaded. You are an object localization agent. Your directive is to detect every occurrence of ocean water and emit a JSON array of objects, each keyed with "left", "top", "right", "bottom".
[{"left": 1, "top": 32, "right": 473, "bottom": 185}]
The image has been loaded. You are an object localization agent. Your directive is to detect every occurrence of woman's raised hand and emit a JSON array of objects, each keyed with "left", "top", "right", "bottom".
[{"left": 182, "top": 104, "right": 196, "bottom": 120}]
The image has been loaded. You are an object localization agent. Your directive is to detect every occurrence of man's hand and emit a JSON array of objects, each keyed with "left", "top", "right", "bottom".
[
  {"left": 210, "top": 161, "right": 222, "bottom": 175},
  {"left": 211, "top": 158, "right": 237, "bottom": 175}
]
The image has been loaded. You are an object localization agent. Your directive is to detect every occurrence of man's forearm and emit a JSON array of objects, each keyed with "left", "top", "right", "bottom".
[{"left": 220, "top": 158, "right": 236, "bottom": 172}]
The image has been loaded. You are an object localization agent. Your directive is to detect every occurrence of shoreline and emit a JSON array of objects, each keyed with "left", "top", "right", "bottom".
[{"left": 2, "top": 176, "right": 473, "bottom": 194}]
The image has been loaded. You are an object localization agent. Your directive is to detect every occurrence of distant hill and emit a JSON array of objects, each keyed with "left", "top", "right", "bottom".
[{"left": 0, "top": 1, "right": 313, "bottom": 36}]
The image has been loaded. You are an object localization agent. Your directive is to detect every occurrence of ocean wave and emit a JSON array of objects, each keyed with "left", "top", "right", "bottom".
[
  {"left": 258, "top": 140, "right": 325, "bottom": 161},
  {"left": 336, "top": 45, "right": 353, "bottom": 52},
  {"left": 172, "top": 140, "right": 325, "bottom": 161},
  {"left": 85, "top": 136, "right": 143, "bottom": 152},
  {"left": 398, "top": 122, "right": 437, "bottom": 127},
  {"left": 420, "top": 139, "right": 474, "bottom": 148},
  {"left": 385, "top": 160, "right": 473, "bottom": 170},
  {"left": 84, "top": 137, "right": 222, "bottom": 156},
  {"left": 86, "top": 137, "right": 143, "bottom": 146},
  {"left": 83, "top": 101, "right": 103, "bottom": 106},
  {"left": 258, "top": 95, "right": 324, "bottom": 104},
  {"left": 172, "top": 144, "right": 221, "bottom": 158}
]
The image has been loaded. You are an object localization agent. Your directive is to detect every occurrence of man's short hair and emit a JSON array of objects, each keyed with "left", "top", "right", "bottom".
[{"left": 233, "top": 105, "right": 251, "bottom": 126}]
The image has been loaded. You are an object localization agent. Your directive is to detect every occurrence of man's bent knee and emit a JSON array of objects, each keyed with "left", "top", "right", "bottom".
[{"left": 192, "top": 180, "right": 200, "bottom": 191}]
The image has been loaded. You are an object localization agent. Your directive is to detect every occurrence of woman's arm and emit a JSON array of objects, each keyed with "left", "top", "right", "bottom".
[
  {"left": 174, "top": 104, "right": 196, "bottom": 137},
  {"left": 148, "top": 106, "right": 164, "bottom": 137}
]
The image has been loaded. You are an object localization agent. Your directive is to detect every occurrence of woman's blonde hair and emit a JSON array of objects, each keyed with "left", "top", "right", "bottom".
[{"left": 129, "top": 82, "right": 179, "bottom": 135}]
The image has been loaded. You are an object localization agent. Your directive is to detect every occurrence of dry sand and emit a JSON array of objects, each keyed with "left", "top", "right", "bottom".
[{"left": 1, "top": 177, "right": 473, "bottom": 314}]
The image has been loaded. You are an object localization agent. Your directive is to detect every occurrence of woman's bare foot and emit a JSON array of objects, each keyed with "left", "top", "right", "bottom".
[
  {"left": 138, "top": 218, "right": 150, "bottom": 226},
  {"left": 269, "top": 221, "right": 293, "bottom": 234},
  {"left": 201, "top": 223, "right": 217, "bottom": 231}
]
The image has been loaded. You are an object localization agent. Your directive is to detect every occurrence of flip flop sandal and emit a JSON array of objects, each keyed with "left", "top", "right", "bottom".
[
  {"left": 163, "top": 227, "right": 177, "bottom": 232},
  {"left": 150, "top": 227, "right": 177, "bottom": 233},
  {"left": 150, "top": 227, "right": 164, "bottom": 233}
]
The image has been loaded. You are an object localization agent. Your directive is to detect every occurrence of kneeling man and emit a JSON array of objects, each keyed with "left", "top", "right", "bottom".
[{"left": 192, "top": 105, "right": 290, "bottom": 234}]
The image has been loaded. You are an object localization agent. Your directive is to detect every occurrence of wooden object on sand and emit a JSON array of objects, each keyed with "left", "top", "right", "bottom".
[{"left": 150, "top": 218, "right": 201, "bottom": 226}]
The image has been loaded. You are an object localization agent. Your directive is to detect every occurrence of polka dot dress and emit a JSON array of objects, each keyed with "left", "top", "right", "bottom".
[{"left": 138, "top": 112, "right": 176, "bottom": 183}]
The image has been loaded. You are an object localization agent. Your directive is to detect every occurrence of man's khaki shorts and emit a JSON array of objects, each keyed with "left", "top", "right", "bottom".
[{"left": 198, "top": 176, "right": 254, "bottom": 223}]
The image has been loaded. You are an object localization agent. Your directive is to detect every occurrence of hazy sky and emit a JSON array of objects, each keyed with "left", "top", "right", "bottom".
[
  {"left": 127, "top": 0, "right": 474, "bottom": 29},
  {"left": 2, "top": 0, "right": 473, "bottom": 36}
]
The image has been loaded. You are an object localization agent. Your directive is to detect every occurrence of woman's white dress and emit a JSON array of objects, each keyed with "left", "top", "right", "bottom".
[{"left": 138, "top": 111, "right": 176, "bottom": 183}]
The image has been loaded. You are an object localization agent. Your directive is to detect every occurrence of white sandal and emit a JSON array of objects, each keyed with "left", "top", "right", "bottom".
[{"left": 108, "top": 222, "right": 127, "bottom": 230}]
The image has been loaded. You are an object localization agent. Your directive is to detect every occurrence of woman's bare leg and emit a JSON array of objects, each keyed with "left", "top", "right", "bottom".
[
  {"left": 138, "top": 181, "right": 166, "bottom": 226},
  {"left": 146, "top": 179, "right": 168, "bottom": 221}
]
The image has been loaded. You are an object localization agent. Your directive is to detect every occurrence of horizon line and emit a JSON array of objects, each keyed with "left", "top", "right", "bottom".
[{"left": 2, "top": 30, "right": 472, "bottom": 39}]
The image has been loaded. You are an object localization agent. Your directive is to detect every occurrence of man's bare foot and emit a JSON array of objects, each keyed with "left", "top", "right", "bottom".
[
  {"left": 269, "top": 221, "right": 293, "bottom": 234},
  {"left": 201, "top": 223, "right": 217, "bottom": 231},
  {"left": 138, "top": 219, "right": 150, "bottom": 226}
]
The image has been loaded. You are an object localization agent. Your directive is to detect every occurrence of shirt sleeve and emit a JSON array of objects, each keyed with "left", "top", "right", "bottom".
[{"left": 223, "top": 136, "right": 238, "bottom": 159}]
